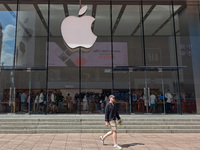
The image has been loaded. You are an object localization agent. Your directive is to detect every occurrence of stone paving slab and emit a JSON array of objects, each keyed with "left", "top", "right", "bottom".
[{"left": 0, "top": 133, "right": 199, "bottom": 150}]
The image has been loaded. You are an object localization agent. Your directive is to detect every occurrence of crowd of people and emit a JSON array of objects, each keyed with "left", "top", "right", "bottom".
[
  {"left": 16, "top": 90, "right": 112, "bottom": 114},
  {"left": 131, "top": 90, "right": 186, "bottom": 113},
  {"left": 1, "top": 89, "right": 194, "bottom": 114}
]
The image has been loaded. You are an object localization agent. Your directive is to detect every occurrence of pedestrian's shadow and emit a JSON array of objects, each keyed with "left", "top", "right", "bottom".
[{"left": 121, "top": 143, "right": 144, "bottom": 148}]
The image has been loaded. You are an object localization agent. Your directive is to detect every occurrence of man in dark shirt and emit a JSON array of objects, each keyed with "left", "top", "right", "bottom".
[{"left": 100, "top": 95, "right": 122, "bottom": 149}]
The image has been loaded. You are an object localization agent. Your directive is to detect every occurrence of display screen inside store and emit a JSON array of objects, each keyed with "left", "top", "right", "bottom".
[{"left": 48, "top": 42, "right": 128, "bottom": 67}]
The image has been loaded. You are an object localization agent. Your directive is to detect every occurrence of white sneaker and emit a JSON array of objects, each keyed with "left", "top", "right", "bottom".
[
  {"left": 113, "top": 144, "right": 122, "bottom": 149},
  {"left": 100, "top": 136, "right": 104, "bottom": 144}
]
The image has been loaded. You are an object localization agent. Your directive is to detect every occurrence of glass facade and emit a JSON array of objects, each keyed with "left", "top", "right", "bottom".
[{"left": 0, "top": 0, "right": 200, "bottom": 114}]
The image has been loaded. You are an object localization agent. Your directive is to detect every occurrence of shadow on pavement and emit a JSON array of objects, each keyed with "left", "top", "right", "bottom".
[{"left": 121, "top": 143, "right": 144, "bottom": 148}]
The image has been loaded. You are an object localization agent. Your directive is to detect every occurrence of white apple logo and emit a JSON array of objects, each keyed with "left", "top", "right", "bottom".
[{"left": 61, "top": 5, "right": 97, "bottom": 49}]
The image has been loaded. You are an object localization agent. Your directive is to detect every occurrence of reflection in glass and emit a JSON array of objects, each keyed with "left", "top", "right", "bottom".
[{"left": 0, "top": 9, "right": 16, "bottom": 66}]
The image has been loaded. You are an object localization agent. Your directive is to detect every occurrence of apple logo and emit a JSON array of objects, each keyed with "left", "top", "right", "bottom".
[{"left": 61, "top": 5, "right": 97, "bottom": 50}]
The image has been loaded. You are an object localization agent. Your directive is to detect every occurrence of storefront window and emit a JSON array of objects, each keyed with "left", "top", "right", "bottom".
[
  {"left": 112, "top": 3, "right": 144, "bottom": 113},
  {"left": 0, "top": 0, "right": 199, "bottom": 114},
  {"left": 0, "top": 1, "right": 17, "bottom": 113},
  {"left": 175, "top": 3, "right": 200, "bottom": 114},
  {"left": 81, "top": 4, "right": 112, "bottom": 114}
]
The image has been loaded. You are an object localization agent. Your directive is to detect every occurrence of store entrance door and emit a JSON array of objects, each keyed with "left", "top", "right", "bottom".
[
  {"left": 114, "top": 66, "right": 185, "bottom": 114},
  {"left": 144, "top": 70, "right": 166, "bottom": 114},
  {"left": 129, "top": 70, "right": 164, "bottom": 114},
  {"left": 113, "top": 66, "right": 165, "bottom": 114}
]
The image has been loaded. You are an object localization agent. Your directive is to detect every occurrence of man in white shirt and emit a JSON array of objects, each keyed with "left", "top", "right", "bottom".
[
  {"left": 50, "top": 90, "right": 58, "bottom": 113},
  {"left": 150, "top": 93, "right": 156, "bottom": 113},
  {"left": 165, "top": 90, "right": 173, "bottom": 113},
  {"left": 38, "top": 90, "right": 44, "bottom": 113}
]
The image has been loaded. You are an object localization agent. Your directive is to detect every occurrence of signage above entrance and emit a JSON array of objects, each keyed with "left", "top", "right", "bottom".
[
  {"left": 61, "top": 5, "right": 97, "bottom": 50},
  {"left": 48, "top": 42, "right": 128, "bottom": 67}
]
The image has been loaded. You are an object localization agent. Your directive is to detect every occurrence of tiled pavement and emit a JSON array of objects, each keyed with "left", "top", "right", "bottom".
[{"left": 0, "top": 133, "right": 199, "bottom": 150}]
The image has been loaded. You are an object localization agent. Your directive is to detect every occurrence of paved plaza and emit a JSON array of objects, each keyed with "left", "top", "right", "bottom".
[{"left": 0, "top": 133, "right": 199, "bottom": 150}]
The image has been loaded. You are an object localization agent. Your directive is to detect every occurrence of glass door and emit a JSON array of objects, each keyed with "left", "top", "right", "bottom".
[
  {"left": 162, "top": 70, "right": 181, "bottom": 114},
  {"left": 145, "top": 68, "right": 182, "bottom": 114},
  {"left": 130, "top": 71, "right": 146, "bottom": 114},
  {"left": 145, "top": 70, "right": 165, "bottom": 114},
  {"left": 0, "top": 70, "right": 15, "bottom": 113}
]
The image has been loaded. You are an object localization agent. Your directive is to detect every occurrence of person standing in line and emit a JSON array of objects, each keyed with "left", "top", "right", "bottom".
[
  {"left": 38, "top": 90, "right": 44, "bottom": 113},
  {"left": 149, "top": 92, "right": 157, "bottom": 113},
  {"left": 20, "top": 91, "right": 27, "bottom": 113},
  {"left": 34, "top": 92, "right": 39, "bottom": 113},
  {"left": 165, "top": 90, "right": 173, "bottom": 113},
  {"left": 100, "top": 93, "right": 105, "bottom": 114},
  {"left": 50, "top": 90, "right": 57, "bottom": 113},
  {"left": 82, "top": 94, "right": 88, "bottom": 111},
  {"left": 105, "top": 95, "right": 109, "bottom": 105},
  {"left": 27, "top": 92, "right": 34, "bottom": 113},
  {"left": 100, "top": 95, "right": 122, "bottom": 150}
]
